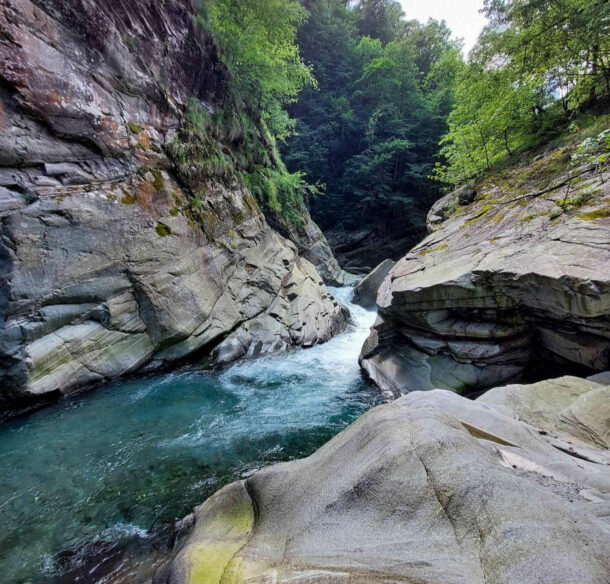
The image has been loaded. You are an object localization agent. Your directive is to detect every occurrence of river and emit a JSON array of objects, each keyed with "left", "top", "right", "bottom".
[{"left": 0, "top": 287, "right": 382, "bottom": 584}]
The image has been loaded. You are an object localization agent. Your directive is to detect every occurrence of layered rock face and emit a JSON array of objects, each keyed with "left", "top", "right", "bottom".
[
  {"left": 270, "top": 212, "right": 355, "bottom": 287},
  {"left": 0, "top": 0, "right": 347, "bottom": 410},
  {"left": 160, "top": 375, "right": 610, "bottom": 584},
  {"left": 361, "top": 148, "right": 610, "bottom": 396}
]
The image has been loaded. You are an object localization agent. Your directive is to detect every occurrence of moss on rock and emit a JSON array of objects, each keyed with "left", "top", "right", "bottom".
[
  {"left": 156, "top": 222, "right": 171, "bottom": 237},
  {"left": 577, "top": 207, "right": 610, "bottom": 221}
]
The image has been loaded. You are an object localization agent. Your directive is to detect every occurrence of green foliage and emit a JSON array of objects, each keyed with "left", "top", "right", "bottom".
[
  {"left": 168, "top": 101, "right": 237, "bottom": 184},
  {"left": 571, "top": 129, "right": 610, "bottom": 183},
  {"left": 167, "top": 99, "right": 315, "bottom": 224},
  {"left": 243, "top": 166, "right": 320, "bottom": 226},
  {"left": 572, "top": 130, "right": 610, "bottom": 167},
  {"left": 283, "top": 0, "right": 461, "bottom": 231},
  {"left": 199, "top": 0, "right": 315, "bottom": 139},
  {"left": 355, "top": 0, "right": 406, "bottom": 45},
  {"left": 176, "top": 0, "right": 325, "bottom": 226},
  {"left": 437, "top": 0, "right": 610, "bottom": 185}
]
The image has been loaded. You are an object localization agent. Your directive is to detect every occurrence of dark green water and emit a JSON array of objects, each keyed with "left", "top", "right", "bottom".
[{"left": 0, "top": 288, "right": 380, "bottom": 584}]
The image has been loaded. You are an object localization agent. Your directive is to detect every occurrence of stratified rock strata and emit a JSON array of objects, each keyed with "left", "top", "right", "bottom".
[
  {"left": 361, "top": 146, "right": 610, "bottom": 396},
  {"left": 272, "top": 212, "right": 356, "bottom": 287},
  {"left": 161, "top": 375, "right": 610, "bottom": 584},
  {"left": 0, "top": 0, "right": 347, "bottom": 411}
]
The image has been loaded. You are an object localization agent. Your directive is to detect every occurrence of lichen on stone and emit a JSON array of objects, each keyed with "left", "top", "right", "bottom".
[{"left": 419, "top": 244, "right": 448, "bottom": 256}]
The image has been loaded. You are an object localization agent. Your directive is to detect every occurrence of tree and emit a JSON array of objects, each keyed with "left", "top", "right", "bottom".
[
  {"left": 355, "top": 0, "right": 406, "bottom": 45},
  {"left": 438, "top": 0, "right": 610, "bottom": 185},
  {"left": 283, "top": 1, "right": 461, "bottom": 232},
  {"left": 201, "top": 0, "right": 315, "bottom": 139}
]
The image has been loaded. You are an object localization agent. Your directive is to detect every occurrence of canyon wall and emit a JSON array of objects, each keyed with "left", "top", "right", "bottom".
[{"left": 0, "top": 0, "right": 347, "bottom": 412}]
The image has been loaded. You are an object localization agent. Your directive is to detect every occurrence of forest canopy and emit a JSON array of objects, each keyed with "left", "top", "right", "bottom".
[
  {"left": 437, "top": 0, "right": 610, "bottom": 185},
  {"left": 283, "top": 0, "right": 461, "bottom": 232},
  {"left": 197, "top": 0, "right": 610, "bottom": 231}
]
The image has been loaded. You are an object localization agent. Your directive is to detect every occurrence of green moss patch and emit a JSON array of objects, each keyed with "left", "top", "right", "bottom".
[
  {"left": 185, "top": 486, "right": 254, "bottom": 584},
  {"left": 460, "top": 205, "right": 494, "bottom": 228},
  {"left": 577, "top": 208, "right": 610, "bottom": 221},
  {"left": 156, "top": 223, "right": 172, "bottom": 237},
  {"left": 127, "top": 121, "right": 143, "bottom": 134},
  {"left": 151, "top": 169, "right": 165, "bottom": 192},
  {"left": 520, "top": 210, "right": 552, "bottom": 223}
]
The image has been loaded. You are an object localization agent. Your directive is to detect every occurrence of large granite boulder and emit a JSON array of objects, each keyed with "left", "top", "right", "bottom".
[
  {"left": 159, "top": 376, "right": 610, "bottom": 584},
  {"left": 361, "top": 146, "right": 610, "bottom": 397},
  {"left": 0, "top": 0, "right": 347, "bottom": 412},
  {"left": 352, "top": 259, "right": 395, "bottom": 309}
]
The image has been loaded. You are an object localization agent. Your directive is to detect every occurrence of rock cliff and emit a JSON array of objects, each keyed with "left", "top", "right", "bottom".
[
  {"left": 360, "top": 143, "right": 610, "bottom": 396},
  {"left": 0, "top": 0, "right": 348, "bottom": 412},
  {"left": 159, "top": 375, "right": 610, "bottom": 584}
]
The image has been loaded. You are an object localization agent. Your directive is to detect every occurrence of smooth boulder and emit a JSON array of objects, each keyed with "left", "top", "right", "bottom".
[
  {"left": 352, "top": 259, "right": 395, "bottom": 309},
  {"left": 160, "top": 375, "right": 610, "bottom": 584}
]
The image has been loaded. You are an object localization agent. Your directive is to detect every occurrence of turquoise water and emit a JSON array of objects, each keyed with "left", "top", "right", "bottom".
[{"left": 0, "top": 288, "right": 380, "bottom": 584}]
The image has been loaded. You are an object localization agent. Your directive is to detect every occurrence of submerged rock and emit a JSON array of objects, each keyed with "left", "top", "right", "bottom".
[
  {"left": 160, "top": 375, "right": 610, "bottom": 584},
  {"left": 360, "top": 148, "right": 610, "bottom": 397},
  {"left": 352, "top": 258, "right": 395, "bottom": 309},
  {"left": 0, "top": 0, "right": 347, "bottom": 411}
]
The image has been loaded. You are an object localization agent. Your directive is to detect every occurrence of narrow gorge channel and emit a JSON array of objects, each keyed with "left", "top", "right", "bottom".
[
  {"left": 1, "top": 2, "right": 609, "bottom": 584},
  {"left": 0, "top": 289, "right": 381, "bottom": 584}
]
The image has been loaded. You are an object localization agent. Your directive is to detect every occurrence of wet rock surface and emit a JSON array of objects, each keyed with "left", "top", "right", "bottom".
[
  {"left": 360, "top": 149, "right": 610, "bottom": 397},
  {"left": 160, "top": 375, "right": 610, "bottom": 584},
  {"left": 0, "top": 0, "right": 347, "bottom": 412}
]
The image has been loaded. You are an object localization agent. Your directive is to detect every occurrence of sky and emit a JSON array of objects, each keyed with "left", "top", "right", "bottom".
[{"left": 399, "top": 0, "right": 488, "bottom": 55}]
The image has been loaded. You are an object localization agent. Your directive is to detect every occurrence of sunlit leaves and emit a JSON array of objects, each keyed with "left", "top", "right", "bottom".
[
  {"left": 201, "top": 0, "right": 315, "bottom": 136},
  {"left": 437, "top": 0, "right": 610, "bottom": 185}
]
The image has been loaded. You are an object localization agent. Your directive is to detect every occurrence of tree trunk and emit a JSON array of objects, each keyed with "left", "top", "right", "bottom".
[{"left": 504, "top": 128, "right": 513, "bottom": 156}]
